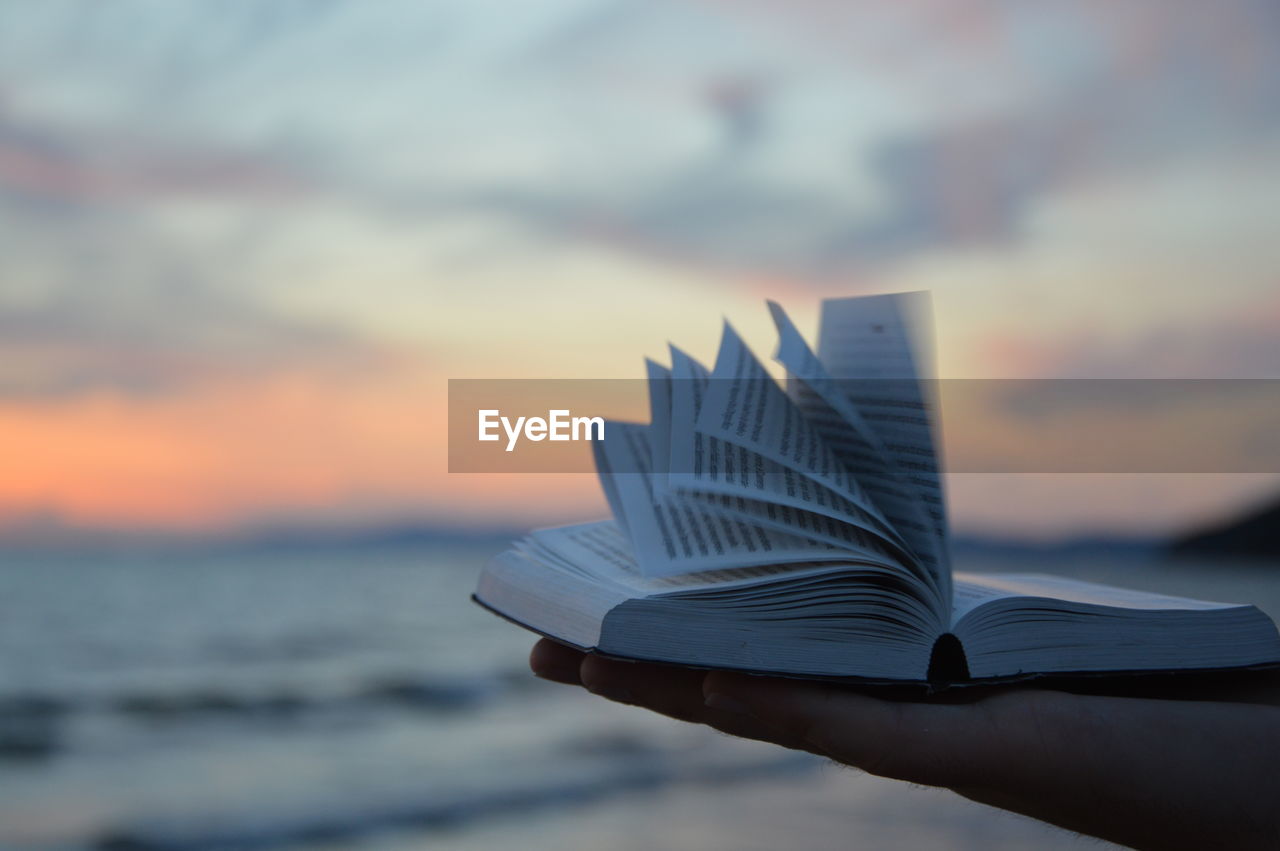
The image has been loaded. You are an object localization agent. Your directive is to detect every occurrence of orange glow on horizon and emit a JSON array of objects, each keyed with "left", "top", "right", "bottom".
[{"left": 0, "top": 368, "right": 606, "bottom": 536}]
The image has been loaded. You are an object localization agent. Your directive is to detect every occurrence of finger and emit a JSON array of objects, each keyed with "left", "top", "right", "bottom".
[
  {"left": 577, "top": 656, "right": 805, "bottom": 744},
  {"left": 578, "top": 654, "right": 709, "bottom": 722},
  {"left": 529, "top": 639, "right": 587, "bottom": 684},
  {"left": 531, "top": 643, "right": 801, "bottom": 742}
]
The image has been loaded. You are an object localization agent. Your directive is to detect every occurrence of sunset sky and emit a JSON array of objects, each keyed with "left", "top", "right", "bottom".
[{"left": 2, "top": 0, "right": 1278, "bottom": 544}]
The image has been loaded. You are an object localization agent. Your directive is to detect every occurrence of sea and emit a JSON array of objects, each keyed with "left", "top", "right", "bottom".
[{"left": 2, "top": 540, "right": 1277, "bottom": 851}]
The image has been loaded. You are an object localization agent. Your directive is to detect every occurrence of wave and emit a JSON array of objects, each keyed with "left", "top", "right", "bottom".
[
  {"left": 90, "top": 751, "right": 819, "bottom": 851},
  {"left": 0, "top": 695, "right": 62, "bottom": 760},
  {"left": 0, "top": 669, "right": 537, "bottom": 761},
  {"left": 104, "top": 671, "right": 528, "bottom": 719}
]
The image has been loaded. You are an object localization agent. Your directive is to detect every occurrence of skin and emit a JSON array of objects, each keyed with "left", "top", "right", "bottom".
[{"left": 530, "top": 638, "right": 1280, "bottom": 850}]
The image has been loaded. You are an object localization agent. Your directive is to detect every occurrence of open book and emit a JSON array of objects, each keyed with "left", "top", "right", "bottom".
[{"left": 474, "top": 293, "right": 1280, "bottom": 686}]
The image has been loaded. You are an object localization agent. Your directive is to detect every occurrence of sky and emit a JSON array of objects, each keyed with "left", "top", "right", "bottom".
[{"left": 1, "top": 0, "right": 1278, "bottom": 543}]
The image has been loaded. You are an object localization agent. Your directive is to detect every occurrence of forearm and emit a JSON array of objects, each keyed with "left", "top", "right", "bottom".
[
  {"left": 947, "top": 699, "right": 1280, "bottom": 850},
  {"left": 699, "top": 677, "right": 1280, "bottom": 851}
]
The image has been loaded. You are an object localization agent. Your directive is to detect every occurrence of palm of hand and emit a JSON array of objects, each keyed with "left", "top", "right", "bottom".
[{"left": 531, "top": 638, "right": 1280, "bottom": 851}]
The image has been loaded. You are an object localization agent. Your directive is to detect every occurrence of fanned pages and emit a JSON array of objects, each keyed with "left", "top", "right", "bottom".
[
  {"left": 767, "top": 299, "right": 949, "bottom": 602},
  {"left": 816, "top": 293, "right": 949, "bottom": 574},
  {"left": 475, "top": 292, "right": 1280, "bottom": 686}
]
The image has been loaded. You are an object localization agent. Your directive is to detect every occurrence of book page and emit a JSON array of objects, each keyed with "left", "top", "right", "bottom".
[
  {"left": 769, "top": 300, "right": 947, "bottom": 592},
  {"left": 953, "top": 572, "right": 1246, "bottom": 622},
  {"left": 645, "top": 358, "right": 672, "bottom": 475},
  {"left": 592, "top": 427, "right": 631, "bottom": 539},
  {"left": 682, "top": 489, "right": 909, "bottom": 568},
  {"left": 597, "top": 420, "right": 855, "bottom": 577},
  {"left": 949, "top": 572, "right": 1277, "bottom": 679},
  {"left": 664, "top": 344, "right": 711, "bottom": 494},
  {"left": 691, "top": 323, "right": 900, "bottom": 543},
  {"left": 527, "top": 520, "right": 859, "bottom": 594},
  {"left": 950, "top": 575, "right": 1026, "bottom": 622},
  {"left": 817, "top": 293, "right": 949, "bottom": 579},
  {"left": 479, "top": 548, "right": 635, "bottom": 649},
  {"left": 663, "top": 344, "right": 900, "bottom": 544}
]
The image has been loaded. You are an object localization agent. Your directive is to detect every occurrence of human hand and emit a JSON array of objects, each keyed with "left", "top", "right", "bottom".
[{"left": 531, "top": 638, "right": 1280, "bottom": 850}]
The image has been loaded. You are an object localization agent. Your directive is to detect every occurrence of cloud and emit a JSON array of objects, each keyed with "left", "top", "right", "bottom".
[
  {"left": 4, "top": 0, "right": 1279, "bottom": 399},
  {"left": 0, "top": 110, "right": 308, "bottom": 209},
  {"left": 0, "top": 301, "right": 398, "bottom": 400},
  {"left": 0, "top": 193, "right": 402, "bottom": 399},
  {"left": 388, "top": 0, "right": 1280, "bottom": 282},
  {"left": 9, "top": 0, "right": 1279, "bottom": 285},
  {"left": 975, "top": 297, "right": 1280, "bottom": 378}
]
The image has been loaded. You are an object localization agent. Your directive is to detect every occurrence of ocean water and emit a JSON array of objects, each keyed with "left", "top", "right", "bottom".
[{"left": 2, "top": 543, "right": 1277, "bottom": 851}]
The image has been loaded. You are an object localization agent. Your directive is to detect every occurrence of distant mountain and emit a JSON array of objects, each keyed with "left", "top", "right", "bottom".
[
  {"left": 225, "top": 522, "right": 528, "bottom": 552},
  {"left": 0, "top": 521, "right": 529, "bottom": 555},
  {"left": 1169, "top": 496, "right": 1280, "bottom": 561}
]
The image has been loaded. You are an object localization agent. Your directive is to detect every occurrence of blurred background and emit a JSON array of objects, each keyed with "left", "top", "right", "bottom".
[{"left": 2, "top": 1, "right": 1278, "bottom": 849}]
